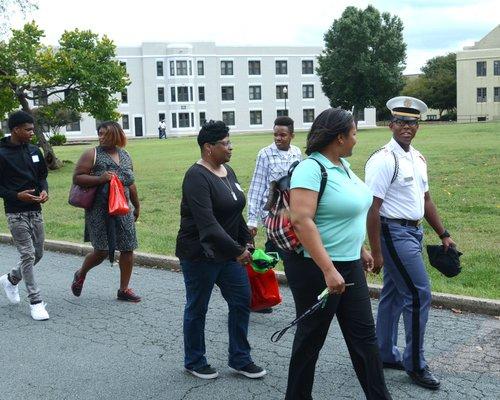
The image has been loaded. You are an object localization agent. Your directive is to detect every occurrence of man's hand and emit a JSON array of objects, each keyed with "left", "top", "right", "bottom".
[
  {"left": 371, "top": 251, "right": 384, "bottom": 274},
  {"left": 17, "top": 189, "right": 41, "bottom": 203},
  {"left": 39, "top": 190, "right": 49, "bottom": 203},
  {"left": 248, "top": 226, "right": 258, "bottom": 238},
  {"left": 442, "top": 236, "right": 456, "bottom": 251}
]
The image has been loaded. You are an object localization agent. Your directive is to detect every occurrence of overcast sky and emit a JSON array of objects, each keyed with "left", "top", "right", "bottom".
[{"left": 8, "top": 0, "right": 500, "bottom": 74}]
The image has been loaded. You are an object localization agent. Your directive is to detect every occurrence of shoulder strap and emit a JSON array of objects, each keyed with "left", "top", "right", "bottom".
[
  {"left": 309, "top": 158, "right": 327, "bottom": 205},
  {"left": 365, "top": 147, "right": 398, "bottom": 184},
  {"left": 93, "top": 147, "right": 97, "bottom": 167}
]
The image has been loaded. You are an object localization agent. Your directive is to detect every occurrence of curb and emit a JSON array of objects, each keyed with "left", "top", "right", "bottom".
[{"left": 1, "top": 234, "right": 499, "bottom": 316}]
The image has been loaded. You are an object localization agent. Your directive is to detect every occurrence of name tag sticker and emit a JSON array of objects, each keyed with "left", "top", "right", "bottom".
[
  {"left": 404, "top": 176, "right": 413, "bottom": 182},
  {"left": 235, "top": 183, "right": 244, "bottom": 192},
  {"left": 32, "top": 155, "right": 40, "bottom": 163}
]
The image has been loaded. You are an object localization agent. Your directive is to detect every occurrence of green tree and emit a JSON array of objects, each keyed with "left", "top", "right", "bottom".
[
  {"left": 0, "top": 22, "right": 128, "bottom": 169},
  {"left": 317, "top": 5, "right": 406, "bottom": 119},
  {"left": 421, "top": 53, "right": 456, "bottom": 117},
  {"left": 402, "top": 75, "right": 431, "bottom": 102},
  {"left": 32, "top": 102, "right": 81, "bottom": 137}
]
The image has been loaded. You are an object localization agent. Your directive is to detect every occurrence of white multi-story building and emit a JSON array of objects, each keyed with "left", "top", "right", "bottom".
[{"left": 60, "top": 42, "right": 375, "bottom": 139}]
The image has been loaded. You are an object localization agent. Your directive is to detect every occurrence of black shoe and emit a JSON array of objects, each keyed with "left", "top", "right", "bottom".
[
  {"left": 383, "top": 361, "right": 405, "bottom": 370},
  {"left": 253, "top": 307, "right": 273, "bottom": 314},
  {"left": 407, "top": 366, "right": 440, "bottom": 390},
  {"left": 231, "top": 362, "right": 267, "bottom": 379},
  {"left": 185, "top": 364, "right": 218, "bottom": 380}
]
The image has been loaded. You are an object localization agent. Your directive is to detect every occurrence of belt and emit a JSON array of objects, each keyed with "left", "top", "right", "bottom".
[{"left": 380, "top": 216, "right": 421, "bottom": 227}]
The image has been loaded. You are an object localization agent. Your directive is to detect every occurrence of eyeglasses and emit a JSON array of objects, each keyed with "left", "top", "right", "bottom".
[
  {"left": 210, "top": 140, "right": 232, "bottom": 147},
  {"left": 393, "top": 120, "right": 419, "bottom": 127}
]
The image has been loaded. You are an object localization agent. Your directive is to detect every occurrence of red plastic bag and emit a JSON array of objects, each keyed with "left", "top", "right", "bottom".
[
  {"left": 108, "top": 174, "right": 129, "bottom": 216},
  {"left": 245, "top": 264, "right": 282, "bottom": 311}
]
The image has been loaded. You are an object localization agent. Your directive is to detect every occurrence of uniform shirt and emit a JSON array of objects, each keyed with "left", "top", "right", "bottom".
[
  {"left": 176, "top": 163, "right": 251, "bottom": 262},
  {"left": 365, "top": 138, "right": 429, "bottom": 220},
  {"left": 290, "top": 152, "right": 373, "bottom": 261},
  {"left": 247, "top": 142, "right": 302, "bottom": 227}
]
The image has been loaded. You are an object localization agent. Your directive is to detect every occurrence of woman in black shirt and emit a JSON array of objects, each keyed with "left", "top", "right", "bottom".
[{"left": 176, "top": 120, "right": 266, "bottom": 380}]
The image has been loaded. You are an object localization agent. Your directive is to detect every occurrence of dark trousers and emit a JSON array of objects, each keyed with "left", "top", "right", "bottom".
[
  {"left": 180, "top": 259, "right": 253, "bottom": 370},
  {"left": 284, "top": 252, "right": 391, "bottom": 400}
]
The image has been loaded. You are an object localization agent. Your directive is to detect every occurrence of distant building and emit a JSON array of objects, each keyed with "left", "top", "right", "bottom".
[
  {"left": 13, "top": 42, "right": 375, "bottom": 139},
  {"left": 457, "top": 25, "right": 500, "bottom": 122}
]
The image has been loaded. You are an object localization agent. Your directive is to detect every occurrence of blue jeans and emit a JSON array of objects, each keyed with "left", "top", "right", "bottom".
[{"left": 180, "top": 259, "right": 253, "bottom": 370}]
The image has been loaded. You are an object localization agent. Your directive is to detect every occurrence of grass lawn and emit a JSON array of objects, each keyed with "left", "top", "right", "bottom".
[{"left": 1, "top": 122, "right": 499, "bottom": 299}]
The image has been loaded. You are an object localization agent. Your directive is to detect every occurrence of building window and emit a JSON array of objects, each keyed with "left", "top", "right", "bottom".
[
  {"left": 302, "top": 84, "right": 314, "bottom": 99},
  {"left": 476, "top": 61, "right": 486, "bottom": 77},
  {"left": 178, "top": 112, "right": 190, "bottom": 128},
  {"left": 222, "top": 111, "right": 235, "bottom": 126},
  {"left": 221, "top": 86, "right": 234, "bottom": 101},
  {"left": 199, "top": 112, "right": 206, "bottom": 126},
  {"left": 121, "top": 89, "right": 128, "bottom": 104},
  {"left": 158, "top": 113, "right": 165, "bottom": 121},
  {"left": 177, "top": 86, "right": 189, "bottom": 102},
  {"left": 198, "top": 86, "right": 205, "bottom": 102},
  {"left": 221, "top": 61, "right": 233, "bottom": 75},
  {"left": 33, "top": 89, "right": 48, "bottom": 106},
  {"left": 189, "top": 61, "right": 192, "bottom": 76},
  {"left": 176, "top": 60, "right": 188, "bottom": 76},
  {"left": 197, "top": 60, "right": 204, "bottom": 76},
  {"left": 494, "top": 60, "right": 500, "bottom": 76},
  {"left": 248, "top": 60, "right": 261, "bottom": 75},
  {"left": 302, "top": 60, "right": 314, "bottom": 74},
  {"left": 170, "top": 87, "right": 176, "bottom": 102},
  {"left": 249, "top": 85, "right": 261, "bottom": 100},
  {"left": 171, "top": 113, "right": 177, "bottom": 128},
  {"left": 277, "top": 109, "right": 289, "bottom": 117},
  {"left": 477, "top": 87, "right": 487, "bottom": 102},
  {"left": 157, "top": 87, "right": 165, "bottom": 103},
  {"left": 120, "top": 61, "right": 127, "bottom": 70},
  {"left": 156, "top": 61, "right": 164, "bottom": 76},
  {"left": 121, "top": 115, "right": 129, "bottom": 130},
  {"left": 303, "top": 109, "right": 315, "bottom": 123},
  {"left": 494, "top": 87, "right": 500, "bottom": 102},
  {"left": 66, "top": 121, "right": 81, "bottom": 132},
  {"left": 276, "top": 60, "right": 288, "bottom": 75},
  {"left": 426, "top": 115, "right": 437, "bottom": 121},
  {"left": 169, "top": 61, "right": 175, "bottom": 76},
  {"left": 250, "top": 110, "right": 262, "bottom": 125},
  {"left": 276, "top": 85, "right": 288, "bottom": 99}
]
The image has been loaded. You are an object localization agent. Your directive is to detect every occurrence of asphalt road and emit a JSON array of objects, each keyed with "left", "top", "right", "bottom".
[{"left": 0, "top": 243, "right": 499, "bottom": 400}]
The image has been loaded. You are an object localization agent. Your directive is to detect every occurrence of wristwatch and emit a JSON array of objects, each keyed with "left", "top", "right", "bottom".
[{"left": 438, "top": 229, "right": 451, "bottom": 239}]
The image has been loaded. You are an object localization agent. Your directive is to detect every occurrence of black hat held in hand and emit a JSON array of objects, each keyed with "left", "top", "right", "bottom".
[{"left": 426, "top": 245, "right": 463, "bottom": 277}]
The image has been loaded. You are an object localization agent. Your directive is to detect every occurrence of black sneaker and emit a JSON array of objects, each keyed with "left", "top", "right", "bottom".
[
  {"left": 407, "top": 366, "right": 440, "bottom": 390},
  {"left": 185, "top": 364, "right": 218, "bottom": 380},
  {"left": 383, "top": 361, "right": 405, "bottom": 370},
  {"left": 253, "top": 308, "right": 273, "bottom": 314},
  {"left": 231, "top": 362, "right": 267, "bottom": 379}
]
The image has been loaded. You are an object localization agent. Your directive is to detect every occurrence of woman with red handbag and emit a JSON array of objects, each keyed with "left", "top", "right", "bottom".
[
  {"left": 176, "top": 120, "right": 266, "bottom": 380},
  {"left": 70, "top": 121, "right": 141, "bottom": 302}
]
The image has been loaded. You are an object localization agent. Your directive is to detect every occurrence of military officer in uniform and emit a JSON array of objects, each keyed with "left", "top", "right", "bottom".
[{"left": 365, "top": 96, "right": 456, "bottom": 390}]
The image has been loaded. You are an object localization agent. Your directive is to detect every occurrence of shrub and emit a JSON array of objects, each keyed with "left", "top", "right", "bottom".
[
  {"left": 0, "top": 130, "right": 4, "bottom": 138},
  {"left": 440, "top": 111, "right": 457, "bottom": 121},
  {"left": 49, "top": 133, "right": 67, "bottom": 146}
]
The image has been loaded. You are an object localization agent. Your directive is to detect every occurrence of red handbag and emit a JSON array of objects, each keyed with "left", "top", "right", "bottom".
[
  {"left": 245, "top": 264, "right": 282, "bottom": 311},
  {"left": 108, "top": 174, "right": 130, "bottom": 216}
]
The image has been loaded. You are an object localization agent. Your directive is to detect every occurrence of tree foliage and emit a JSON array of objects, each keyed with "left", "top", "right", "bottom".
[
  {"left": 317, "top": 5, "right": 406, "bottom": 117},
  {"left": 0, "top": 22, "right": 128, "bottom": 169},
  {"left": 32, "top": 103, "right": 81, "bottom": 136},
  {"left": 0, "top": 0, "right": 37, "bottom": 36},
  {"left": 402, "top": 53, "right": 456, "bottom": 117}
]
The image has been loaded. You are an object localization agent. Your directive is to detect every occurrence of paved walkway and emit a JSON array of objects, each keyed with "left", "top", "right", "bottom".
[{"left": 0, "top": 243, "right": 498, "bottom": 400}]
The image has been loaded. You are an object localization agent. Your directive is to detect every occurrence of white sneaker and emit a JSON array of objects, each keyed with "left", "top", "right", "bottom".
[
  {"left": 30, "top": 302, "right": 49, "bottom": 321},
  {"left": 0, "top": 274, "right": 20, "bottom": 304}
]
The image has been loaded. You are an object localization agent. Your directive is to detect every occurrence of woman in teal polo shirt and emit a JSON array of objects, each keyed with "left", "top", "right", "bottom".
[{"left": 284, "top": 108, "right": 391, "bottom": 400}]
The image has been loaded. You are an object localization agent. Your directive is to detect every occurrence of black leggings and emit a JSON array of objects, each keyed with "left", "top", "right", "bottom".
[{"left": 284, "top": 252, "right": 392, "bottom": 400}]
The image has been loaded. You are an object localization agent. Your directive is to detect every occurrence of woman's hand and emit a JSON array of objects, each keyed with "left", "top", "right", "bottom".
[
  {"left": 324, "top": 267, "right": 345, "bottom": 295},
  {"left": 361, "top": 247, "right": 374, "bottom": 272},
  {"left": 133, "top": 207, "right": 140, "bottom": 222},
  {"left": 98, "top": 171, "right": 114, "bottom": 184},
  {"left": 236, "top": 249, "right": 252, "bottom": 265}
]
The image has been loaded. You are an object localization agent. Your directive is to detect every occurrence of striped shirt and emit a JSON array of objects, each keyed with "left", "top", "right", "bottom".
[{"left": 247, "top": 142, "right": 302, "bottom": 227}]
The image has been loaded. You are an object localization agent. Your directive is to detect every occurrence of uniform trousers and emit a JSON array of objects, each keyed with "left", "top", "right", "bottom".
[
  {"left": 377, "top": 222, "right": 431, "bottom": 372},
  {"left": 284, "top": 251, "right": 391, "bottom": 400}
]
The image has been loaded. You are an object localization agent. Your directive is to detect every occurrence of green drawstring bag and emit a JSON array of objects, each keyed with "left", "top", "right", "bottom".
[{"left": 249, "top": 249, "right": 279, "bottom": 273}]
